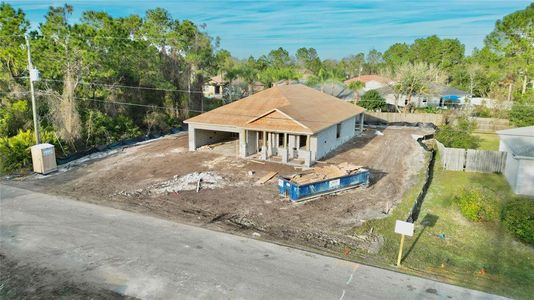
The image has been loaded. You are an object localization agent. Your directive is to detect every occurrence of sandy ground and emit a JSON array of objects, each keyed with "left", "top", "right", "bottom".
[{"left": 5, "top": 127, "right": 430, "bottom": 255}]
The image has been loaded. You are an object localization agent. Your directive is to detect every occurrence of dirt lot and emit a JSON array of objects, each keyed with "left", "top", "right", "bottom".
[{"left": 6, "top": 127, "right": 431, "bottom": 256}]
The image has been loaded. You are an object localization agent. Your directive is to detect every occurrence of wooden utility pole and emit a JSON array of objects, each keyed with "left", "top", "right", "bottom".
[{"left": 25, "top": 35, "right": 40, "bottom": 144}]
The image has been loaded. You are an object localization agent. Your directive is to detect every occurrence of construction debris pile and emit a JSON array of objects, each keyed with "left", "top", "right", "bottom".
[
  {"left": 288, "top": 162, "right": 363, "bottom": 185},
  {"left": 152, "top": 172, "right": 224, "bottom": 193},
  {"left": 113, "top": 172, "right": 231, "bottom": 197}
]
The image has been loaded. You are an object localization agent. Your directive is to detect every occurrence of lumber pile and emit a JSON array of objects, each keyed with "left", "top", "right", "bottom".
[
  {"left": 288, "top": 162, "right": 362, "bottom": 185},
  {"left": 255, "top": 171, "right": 278, "bottom": 185}
]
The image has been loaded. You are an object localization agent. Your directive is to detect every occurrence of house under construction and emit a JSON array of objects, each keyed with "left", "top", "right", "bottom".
[{"left": 184, "top": 84, "right": 365, "bottom": 166}]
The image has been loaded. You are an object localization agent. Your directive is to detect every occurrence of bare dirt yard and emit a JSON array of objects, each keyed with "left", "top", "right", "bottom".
[{"left": 5, "top": 127, "right": 431, "bottom": 257}]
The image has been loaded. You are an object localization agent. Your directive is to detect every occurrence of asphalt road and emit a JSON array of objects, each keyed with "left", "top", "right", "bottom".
[{"left": 0, "top": 185, "right": 505, "bottom": 299}]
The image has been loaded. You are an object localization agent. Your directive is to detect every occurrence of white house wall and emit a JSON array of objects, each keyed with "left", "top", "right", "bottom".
[
  {"left": 311, "top": 116, "right": 356, "bottom": 161},
  {"left": 516, "top": 160, "right": 534, "bottom": 196},
  {"left": 500, "top": 141, "right": 521, "bottom": 194}
]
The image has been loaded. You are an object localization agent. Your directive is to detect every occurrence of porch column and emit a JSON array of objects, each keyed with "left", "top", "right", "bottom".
[
  {"left": 239, "top": 129, "right": 247, "bottom": 158},
  {"left": 281, "top": 133, "right": 288, "bottom": 163},
  {"left": 304, "top": 135, "right": 312, "bottom": 167},
  {"left": 261, "top": 131, "right": 267, "bottom": 160}
]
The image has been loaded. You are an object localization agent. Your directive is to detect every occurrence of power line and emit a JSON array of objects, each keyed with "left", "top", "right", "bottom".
[
  {"left": 36, "top": 78, "right": 205, "bottom": 94},
  {"left": 34, "top": 91, "right": 360, "bottom": 125},
  {"left": 35, "top": 90, "right": 534, "bottom": 127}
]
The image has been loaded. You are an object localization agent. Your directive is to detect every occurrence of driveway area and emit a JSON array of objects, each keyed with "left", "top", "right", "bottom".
[{"left": 0, "top": 185, "right": 505, "bottom": 299}]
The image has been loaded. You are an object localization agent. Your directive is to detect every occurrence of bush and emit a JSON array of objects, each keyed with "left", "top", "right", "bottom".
[
  {"left": 0, "top": 99, "right": 32, "bottom": 137},
  {"left": 359, "top": 90, "right": 387, "bottom": 111},
  {"left": 0, "top": 129, "right": 57, "bottom": 174},
  {"left": 436, "top": 125, "right": 481, "bottom": 149},
  {"left": 454, "top": 188, "right": 499, "bottom": 222},
  {"left": 509, "top": 102, "right": 534, "bottom": 127},
  {"left": 421, "top": 106, "right": 441, "bottom": 114},
  {"left": 436, "top": 116, "right": 481, "bottom": 149},
  {"left": 83, "top": 110, "right": 141, "bottom": 146},
  {"left": 472, "top": 105, "right": 492, "bottom": 118},
  {"left": 502, "top": 198, "right": 534, "bottom": 245}
]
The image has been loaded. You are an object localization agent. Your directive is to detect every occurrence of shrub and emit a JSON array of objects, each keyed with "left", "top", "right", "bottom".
[
  {"left": 0, "top": 99, "right": 32, "bottom": 137},
  {"left": 84, "top": 110, "right": 141, "bottom": 146},
  {"left": 454, "top": 188, "right": 499, "bottom": 222},
  {"left": 502, "top": 198, "right": 534, "bottom": 245},
  {"left": 473, "top": 106, "right": 492, "bottom": 118},
  {"left": 359, "top": 90, "right": 387, "bottom": 111},
  {"left": 436, "top": 117, "right": 481, "bottom": 149},
  {"left": 144, "top": 111, "right": 170, "bottom": 134},
  {"left": 0, "top": 129, "right": 58, "bottom": 174},
  {"left": 509, "top": 102, "right": 534, "bottom": 127},
  {"left": 421, "top": 106, "right": 441, "bottom": 114}
]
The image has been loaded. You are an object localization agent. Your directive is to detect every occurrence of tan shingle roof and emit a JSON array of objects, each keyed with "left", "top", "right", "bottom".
[{"left": 185, "top": 84, "right": 365, "bottom": 134}]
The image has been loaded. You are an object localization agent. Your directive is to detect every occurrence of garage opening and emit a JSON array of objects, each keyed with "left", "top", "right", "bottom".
[{"left": 193, "top": 128, "right": 239, "bottom": 156}]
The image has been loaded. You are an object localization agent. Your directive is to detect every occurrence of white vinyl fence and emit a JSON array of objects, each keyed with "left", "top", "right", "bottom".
[{"left": 436, "top": 141, "right": 507, "bottom": 173}]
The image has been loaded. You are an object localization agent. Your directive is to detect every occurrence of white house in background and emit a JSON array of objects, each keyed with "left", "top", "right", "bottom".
[
  {"left": 497, "top": 126, "right": 534, "bottom": 197},
  {"left": 202, "top": 75, "right": 227, "bottom": 99},
  {"left": 375, "top": 84, "right": 469, "bottom": 109},
  {"left": 343, "top": 75, "right": 392, "bottom": 92}
]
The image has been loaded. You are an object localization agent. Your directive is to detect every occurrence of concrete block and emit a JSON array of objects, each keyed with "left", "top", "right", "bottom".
[
  {"left": 261, "top": 146, "right": 268, "bottom": 160},
  {"left": 281, "top": 148, "right": 288, "bottom": 163}
]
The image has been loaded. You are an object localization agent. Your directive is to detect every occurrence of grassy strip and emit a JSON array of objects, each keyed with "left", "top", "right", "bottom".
[
  {"left": 353, "top": 155, "right": 534, "bottom": 299},
  {"left": 474, "top": 132, "right": 500, "bottom": 151}
]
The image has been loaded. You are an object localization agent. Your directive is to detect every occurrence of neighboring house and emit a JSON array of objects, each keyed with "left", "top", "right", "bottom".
[
  {"left": 344, "top": 75, "right": 392, "bottom": 92},
  {"left": 203, "top": 75, "right": 227, "bottom": 99},
  {"left": 497, "top": 126, "right": 534, "bottom": 197},
  {"left": 375, "top": 84, "right": 469, "bottom": 109},
  {"left": 185, "top": 84, "right": 365, "bottom": 167},
  {"left": 311, "top": 82, "right": 354, "bottom": 101}
]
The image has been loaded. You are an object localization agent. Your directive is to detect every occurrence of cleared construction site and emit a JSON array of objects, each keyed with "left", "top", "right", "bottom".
[{"left": 8, "top": 124, "right": 431, "bottom": 255}]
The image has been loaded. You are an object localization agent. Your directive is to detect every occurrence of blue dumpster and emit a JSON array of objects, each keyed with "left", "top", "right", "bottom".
[{"left": 278, "top": 169, "right": 369, "bottom": 202}]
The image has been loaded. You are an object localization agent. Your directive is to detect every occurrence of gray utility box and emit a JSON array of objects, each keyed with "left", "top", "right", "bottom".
[{"left": 31, "top": 143, "right": 57, "bottom": 174}]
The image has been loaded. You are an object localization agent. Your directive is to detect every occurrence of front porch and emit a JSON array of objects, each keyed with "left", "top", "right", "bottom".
[{"left": 239, "top": 130, "right": 313, "bottom": 167}]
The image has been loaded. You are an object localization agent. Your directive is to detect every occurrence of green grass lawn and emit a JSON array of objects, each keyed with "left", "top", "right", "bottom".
[
  {"left": 353, "top": 162, "right": 534, "bottom": 299},
  {"left": 474, "top": 132, "right": 500, "bottom": 151}
]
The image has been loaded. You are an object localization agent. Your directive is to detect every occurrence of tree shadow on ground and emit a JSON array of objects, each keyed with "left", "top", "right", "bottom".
[{"left": 402, "top": 213, "right": 439, "bottom": 263}]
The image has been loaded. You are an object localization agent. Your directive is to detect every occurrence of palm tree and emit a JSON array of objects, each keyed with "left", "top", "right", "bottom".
[{"left": 347, "top": 80, "right": 365, "bottom": 104}]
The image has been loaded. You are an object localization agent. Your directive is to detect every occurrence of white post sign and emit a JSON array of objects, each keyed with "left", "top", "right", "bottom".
[
  {"left": 395, "top": 220, "right": 414, "bottom": 236},
  {"left": 394, "top": 220, "right": 414, "bottom": 267}
]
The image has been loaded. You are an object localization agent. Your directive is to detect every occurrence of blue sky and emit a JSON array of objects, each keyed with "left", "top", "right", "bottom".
[{"left": 8, "top": 0, "right": 531, "bottom": 59}]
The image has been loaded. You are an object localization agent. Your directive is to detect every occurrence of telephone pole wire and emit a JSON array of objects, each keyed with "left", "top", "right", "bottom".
[{"left": 25, "top": 35, "right": 40, "bottom": 144}]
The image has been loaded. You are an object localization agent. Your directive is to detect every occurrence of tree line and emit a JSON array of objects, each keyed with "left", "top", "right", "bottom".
[{"left": 0, "top": 2, "right": 532, "bottom": 173}]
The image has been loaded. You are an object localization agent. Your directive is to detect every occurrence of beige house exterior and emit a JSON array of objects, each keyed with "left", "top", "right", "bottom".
[
  {"left": 202, "top": 75, "right": 227, "bottom": 99},
  {"left": 185, "top": 84, "right": 365, "bottom": 166}
]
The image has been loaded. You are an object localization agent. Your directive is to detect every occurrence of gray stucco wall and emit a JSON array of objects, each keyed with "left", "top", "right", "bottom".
[
  {"left": 244, "top": 130, "right": 257, "bottom": 156},
  {"left": 311, "top": 116, "right": 356, "bottom": 161},
  {"left": 501, "top": 141, "right": 520, "bottom": 192},
  {"left": 500, "top": 140, "right": 534, "bottom": 197},
  {"left": 516, "top": 159, "right": 534, "bottom": 196}
]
